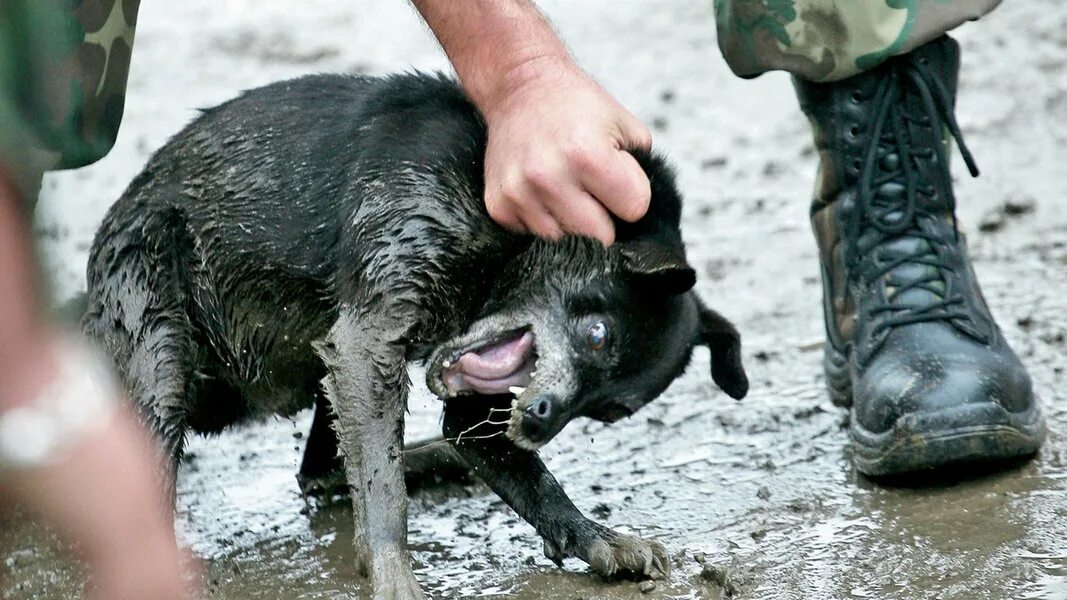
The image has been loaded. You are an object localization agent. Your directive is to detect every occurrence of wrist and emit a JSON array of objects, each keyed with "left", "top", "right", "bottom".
[
  {"left": 413, "top": 0, "right": 578, "bottom": 121},
  {"left": 0, "top": 335, "right": 120, "bottom": 473},
  {"left": 470, "top": 52, "right": 579, "bottom": 123}
]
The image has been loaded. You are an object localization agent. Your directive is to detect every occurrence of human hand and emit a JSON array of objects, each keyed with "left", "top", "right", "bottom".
[
  {"left": 1, "top": 365, "right": 192, "bottom": 600},
  {"left": 0, "top": 159, "right": 192, "bottom": 599},
  {"left": 480, "top": 56, "right": 652, "bottom": 245},
  {"left": 76, "top": 412, "right": 192, "bottom": 600},
  {"left": 89, "top": 528, "right": 191, "bottom": 600}
]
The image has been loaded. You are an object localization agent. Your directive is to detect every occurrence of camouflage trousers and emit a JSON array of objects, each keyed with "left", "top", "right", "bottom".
[
  {"left": 1, "top": 0, "right": 998, "bottom": 186},
  {"left": 714, "top": 0, "right": 1000, "bottom": 82},
  {"left": 0, "top": 0, "right": 139, "bottom": 193}
]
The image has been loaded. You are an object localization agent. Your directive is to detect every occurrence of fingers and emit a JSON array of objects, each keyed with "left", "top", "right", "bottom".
[
  {"left": 488, "top": 159, "right": 617, "bottom": 245},
  {"left": 489, "top": 183, "right": 614, "bottom": 245},
  {"left": 547, "top": 189, "right": 615, "bottom": 246},
  {"left": 486, "top": 182, "right": 564, "bottom": 241},
  {"left": 574, "top": 144, "right": 651, "bottom": 224},
  {"left": 519, "top": 157, "right": 617, "bottom": 245},
  {"left": 578, "top": 110, "right": 653, "bottom": 224},
  {"left": 488, "top": 151, "right": 645, "bottom": 245},
  {"left": 616, "top": 108, "right": 654, "bottom": 153},
  {"left": 516, "top": 200, "right": 565, "bottom": 241},
  {"left": 476, "top": 65, "right": 654, "bottom": 244}
]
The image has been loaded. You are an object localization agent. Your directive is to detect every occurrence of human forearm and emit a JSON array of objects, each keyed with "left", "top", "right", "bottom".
[
  {"left": 0, "top": 169, "right": 52, "bottom": 411},
  {"left": 0, "top": 169, "right": 188, "bottom": 599},
  {"left": 411, "top": 0, "right": 572, "bottom": 116}
]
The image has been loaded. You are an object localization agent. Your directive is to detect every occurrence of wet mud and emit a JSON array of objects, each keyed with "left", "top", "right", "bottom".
[{"left": 4, "top": 0, "right": 1067, "bottom": 598}]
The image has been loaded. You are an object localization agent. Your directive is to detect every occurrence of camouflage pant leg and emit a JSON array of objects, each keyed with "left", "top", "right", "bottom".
[
  {"left": 713, "top": 0, "right": 1000, "bottom": 82},
  {"left": 0, "top": 0, "right": 140, "bottom": 197}
]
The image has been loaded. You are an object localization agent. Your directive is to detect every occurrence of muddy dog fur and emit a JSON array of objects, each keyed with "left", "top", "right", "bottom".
[{"left": 81, "top": 73, "right": 748, "bottom": 599}]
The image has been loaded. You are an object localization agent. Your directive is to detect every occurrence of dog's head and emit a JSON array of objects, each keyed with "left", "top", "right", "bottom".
[{"left": 425, "top": 151, "right": 747, "bottom": 450}]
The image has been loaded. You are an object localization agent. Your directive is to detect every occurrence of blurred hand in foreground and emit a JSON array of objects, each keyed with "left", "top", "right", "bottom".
[{"left": 0, "top": 170, "right": 193, "bottom": 600}]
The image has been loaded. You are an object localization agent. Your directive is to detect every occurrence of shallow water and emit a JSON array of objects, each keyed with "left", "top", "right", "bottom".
[{"left": 4, "top": 0, "right": 1067, "bottom": 598}]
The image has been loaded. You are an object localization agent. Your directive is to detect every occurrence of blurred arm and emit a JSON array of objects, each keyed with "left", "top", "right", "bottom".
[{"left": 0, "top": 170, "right": 190, "bottom": 600}]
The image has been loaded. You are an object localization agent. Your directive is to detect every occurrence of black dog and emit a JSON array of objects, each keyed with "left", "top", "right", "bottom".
[{"left": 81, "top": 73, "right": 748, "bottom": 599}]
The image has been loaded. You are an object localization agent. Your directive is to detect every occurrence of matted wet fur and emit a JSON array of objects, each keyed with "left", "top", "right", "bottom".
[{"left": 81, "top": 72, "right": 748, "bottom": 599}]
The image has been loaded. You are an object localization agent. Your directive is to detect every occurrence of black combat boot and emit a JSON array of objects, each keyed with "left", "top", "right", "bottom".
[{"left": 795, "top": 35, "right": 1044, "bottom": 476}]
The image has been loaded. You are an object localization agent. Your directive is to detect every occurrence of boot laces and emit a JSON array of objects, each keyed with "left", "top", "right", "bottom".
[{"left": 846, "top": 59, "right": 982, "bottom": 339}]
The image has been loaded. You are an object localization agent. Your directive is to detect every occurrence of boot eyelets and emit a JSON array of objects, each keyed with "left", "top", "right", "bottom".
[{"left": 850, "top": 91, "right": 863, "bottom": 103}]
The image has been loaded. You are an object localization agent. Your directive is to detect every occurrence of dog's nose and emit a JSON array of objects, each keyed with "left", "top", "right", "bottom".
[{"left": 520, "top": 394, "right": 558, "bottom": 442}]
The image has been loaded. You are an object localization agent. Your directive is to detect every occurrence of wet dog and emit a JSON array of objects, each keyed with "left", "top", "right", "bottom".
[{"left": 81, "top": 73, "right": 748, "bottom": 599}]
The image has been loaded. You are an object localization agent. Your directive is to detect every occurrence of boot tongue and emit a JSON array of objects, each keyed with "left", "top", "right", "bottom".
[{"left": 878, "top": 235, "right": 945, "bottom": 307}]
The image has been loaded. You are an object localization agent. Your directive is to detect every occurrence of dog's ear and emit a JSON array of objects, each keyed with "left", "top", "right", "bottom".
[
  {"left": 694, "top": 296, "right": 748, "bottom": 400},
  {"left": 616, "top": 240, "right": 696, "bottom": 295}
]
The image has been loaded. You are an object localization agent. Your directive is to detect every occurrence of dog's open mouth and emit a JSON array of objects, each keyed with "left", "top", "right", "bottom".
[
  {"left": 427, "top": 326, "right": 556, "bottom": 450},
  {"left": 436, "top": 329, "right": 537, "bottom": 397}
]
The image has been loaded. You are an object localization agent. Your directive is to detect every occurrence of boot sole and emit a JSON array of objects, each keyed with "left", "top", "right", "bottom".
[{"left": 824, "top": 343, "right": 1046, "bottom": 476}]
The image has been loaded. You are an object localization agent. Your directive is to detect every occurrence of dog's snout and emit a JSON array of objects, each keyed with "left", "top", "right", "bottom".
[{"left": 521, "top": 394, "right": 558, "bottom": 442}]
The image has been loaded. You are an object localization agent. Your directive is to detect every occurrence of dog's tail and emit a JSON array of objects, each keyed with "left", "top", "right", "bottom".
[{"left": 53, "top": 292, "right": 88, "bottom": 325}]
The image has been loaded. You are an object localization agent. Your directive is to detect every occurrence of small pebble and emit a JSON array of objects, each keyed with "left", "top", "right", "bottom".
[{"left": 639, "top": 580, "right": 657, "bottom": 594}]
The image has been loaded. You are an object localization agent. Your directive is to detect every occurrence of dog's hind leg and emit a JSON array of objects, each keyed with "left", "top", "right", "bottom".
[
  {"left": 297, "top": 391, "right": 346, "bottom": 497},
  {"left": 314, "top": 308, "right": 424, "bottom": 600},
  {"left": 299, "top": 393, "right": 470, "bottom": 498},
  {"left": 83, "top": 214, "right": 200, "bottom": 507},
  {"left": 443, "top": 398, "right": 671, "bottom": 582},
  {"left": 402, "top": 438, "right": 471, "bottom": 491},
  {"left": 84, "top": 299, "right": 196, "bottom": 507}
]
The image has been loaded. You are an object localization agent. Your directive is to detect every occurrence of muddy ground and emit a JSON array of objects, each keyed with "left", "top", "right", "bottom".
[{"left": 4, "top": 0, "right": 1067, "bottom": 598}]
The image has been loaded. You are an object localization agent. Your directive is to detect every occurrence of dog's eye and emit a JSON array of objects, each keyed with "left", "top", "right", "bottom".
[{"left": 587, "top": 321, "right": 608, "bottom": 350}]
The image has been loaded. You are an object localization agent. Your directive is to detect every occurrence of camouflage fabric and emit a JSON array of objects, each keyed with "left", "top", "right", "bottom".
[
  {"left": 0, "top": 0, "right": 140, "bottom": 189},
  {"left": 713, "top": 0, "right": 1000, "bottom": 82}
]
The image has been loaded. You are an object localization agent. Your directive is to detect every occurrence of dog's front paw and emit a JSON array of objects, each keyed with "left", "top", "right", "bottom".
[
  {"left": 371, "top": 579, "right": 424, "bottom": 600},
  {"left": 543, "top": 522, "right": 671, "bottom": 581},
  {"left": 584, "top": 531, "right": 671, "bottom": 581},
  {"left": 370, "top": 558, "right": 425, "bottom": 600}
]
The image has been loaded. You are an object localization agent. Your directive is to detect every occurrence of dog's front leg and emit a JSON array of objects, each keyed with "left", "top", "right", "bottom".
[
  {"left": 443, "top": 400, "right": 670, "bottom": 581},
  {"left": 316, "top": 309, "right": 424, "bottom": 600}
]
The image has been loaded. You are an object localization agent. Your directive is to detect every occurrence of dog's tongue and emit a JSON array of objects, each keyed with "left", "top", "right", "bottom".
[{"left": 445, "top": 331, "right": 535, "bottom": 395}]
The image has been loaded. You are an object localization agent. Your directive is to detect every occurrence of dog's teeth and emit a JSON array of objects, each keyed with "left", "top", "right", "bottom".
[
  {"left": 509, "top": 386, "right": 527, "bottom": 395},
  {"left": 529, "top": 371, "right": 537, "bottom": 378},
  {"left": 441, "top": 360, "right": 451, "bottom": 368}
]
